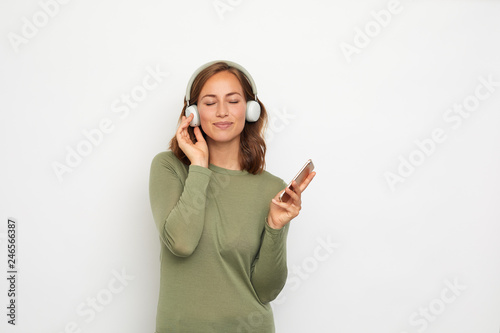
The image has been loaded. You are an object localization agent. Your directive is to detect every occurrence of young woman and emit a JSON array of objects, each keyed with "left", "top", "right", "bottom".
[{"left": 149, "top": 60, "right": 316, "bottom": 332}]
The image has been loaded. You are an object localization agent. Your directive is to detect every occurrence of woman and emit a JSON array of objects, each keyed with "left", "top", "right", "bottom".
[{"left": 149, "top": 60, "right": 316, "bottom": 332}]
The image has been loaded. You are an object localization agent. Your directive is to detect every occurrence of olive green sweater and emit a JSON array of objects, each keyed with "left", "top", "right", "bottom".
[{"left": 149, "top": 151, "right": 290, "bottom": 332}]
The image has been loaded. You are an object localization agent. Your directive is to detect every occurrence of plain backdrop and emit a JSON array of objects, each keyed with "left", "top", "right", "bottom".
[{"left": 1, "top": 0, "right": 500, "bottom": 332}]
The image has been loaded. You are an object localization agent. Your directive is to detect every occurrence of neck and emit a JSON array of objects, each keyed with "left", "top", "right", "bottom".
[{"left": 207, "top": 137, "right": 241, "bottom": 170}]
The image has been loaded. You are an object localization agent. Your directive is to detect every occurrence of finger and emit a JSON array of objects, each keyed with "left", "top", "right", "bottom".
[
  {"left": 299, "top": 171, "right": 316, "bottom": 192},
  {"left": 193, "top": 126, "right": 205, "bottom": 143},
  {"left": 182, "top": 114, "right": 193, "bottom": 128},
  {"left": 176, "top": 128, "right": 188, "bottom": 144},
  {"left": 274, "top": 188, "right": 286, "bottom": 201},
  {"left": 286, "top": 184, "right": 301, "bottom": 203},
  {"left": 178, "top": 114, "right": 195, "bottom": 134},
  {"left": 176, "top": 125, "right": 184, "bottom": 140},
  {"left": 272, "top": 197, "right": 289, "bottom": 208},
  {"left": 276, "top": 187, "right": 300, "bottom": 208},
  {"left": 177, "top": 127, "right": 192, "bottom": 147},
  {"left": 291, "top": 180, "right": 302, "bottom": 196},
  {"left": 272, "top": 197, "right": 300, "bottom": 219},
  {"left": 177, "top": 117, "right": 188, "bottom": 134},
  {"left": 179, "top": 114, "right": 193, "bottom": 130}
]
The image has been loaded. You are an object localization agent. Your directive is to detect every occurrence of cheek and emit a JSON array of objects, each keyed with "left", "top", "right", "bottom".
[
  {"left": 198, "top": 107, "right": 210, "bottom": 123},
  {"left": 234, "top": 104, "right": 247, "bottom": 120}
]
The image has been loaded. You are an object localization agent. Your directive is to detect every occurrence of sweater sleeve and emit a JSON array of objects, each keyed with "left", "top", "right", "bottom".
[
  {"left": 250, "top": 218, "right": 290, "bottom": 304},
  {"left": 149, "top": 152, "right": 213, "bottom": 257}
]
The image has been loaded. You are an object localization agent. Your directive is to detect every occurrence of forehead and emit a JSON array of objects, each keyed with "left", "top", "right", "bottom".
[{"left": 200, "top": 70, "right": 244, "bottom": 94}]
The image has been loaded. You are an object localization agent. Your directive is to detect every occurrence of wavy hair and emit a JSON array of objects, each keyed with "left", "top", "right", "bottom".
[{"left": 168, "top": 61, "right": 268, "bottom": 174}]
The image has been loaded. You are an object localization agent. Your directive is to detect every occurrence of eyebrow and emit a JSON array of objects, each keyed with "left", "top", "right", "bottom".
[{"left": 200, "top": 92, "right": 242, "bottom": 100}]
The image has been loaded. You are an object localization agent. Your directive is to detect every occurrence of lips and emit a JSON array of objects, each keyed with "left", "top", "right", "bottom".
[{"left": 213, "top": 122, "right": 233, "bottom": 129}]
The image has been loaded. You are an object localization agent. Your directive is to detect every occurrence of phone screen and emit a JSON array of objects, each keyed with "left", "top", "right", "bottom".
[{"left": 279, "top": 159, "right": 314, "bottom": 203}]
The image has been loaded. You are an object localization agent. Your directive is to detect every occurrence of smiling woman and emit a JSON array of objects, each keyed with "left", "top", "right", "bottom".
[
  {"left": 148, "top": 60, "right": 316, "bottom": 332},
  {"left": 172, "top": 60, "right": 266, "bottom": 174},
  {"left": 196, "top": 71, "right": 247, "bottom": 155}
]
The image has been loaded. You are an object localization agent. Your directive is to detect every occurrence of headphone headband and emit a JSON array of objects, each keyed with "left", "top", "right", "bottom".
[{"left": 185, "top": 60, "right": 258, "bottom": 105}]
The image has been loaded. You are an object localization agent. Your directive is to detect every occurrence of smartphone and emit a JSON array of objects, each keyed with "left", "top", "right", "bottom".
[{"left": 279, "top": 159, "right": 315, "bottom": 202}]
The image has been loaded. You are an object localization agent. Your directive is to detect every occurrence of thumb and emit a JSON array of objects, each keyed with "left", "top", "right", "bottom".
[{"left": 193, "top": 126, "right": 206, "bottom": 143}]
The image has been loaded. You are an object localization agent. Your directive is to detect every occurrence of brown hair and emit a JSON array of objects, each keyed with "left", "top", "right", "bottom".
[{"left": 168, "top": 61, "right": 268, "bottom": 174}]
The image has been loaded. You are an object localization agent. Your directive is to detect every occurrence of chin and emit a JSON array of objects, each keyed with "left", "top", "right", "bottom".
[
  {"left": 211, "top": 135, "right": 239, "bottom": 144},
  {"left": 204, "top": 130, "right": 241, "bottom": 144}
]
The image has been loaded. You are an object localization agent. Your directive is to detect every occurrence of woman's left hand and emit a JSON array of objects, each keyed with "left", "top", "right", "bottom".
[{"left": 267, "top": 171, "right": 316, "bottom": 229}]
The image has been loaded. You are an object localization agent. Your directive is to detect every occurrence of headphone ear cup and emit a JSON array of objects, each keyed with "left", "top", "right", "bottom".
[
  {"left": 185, "top": 105, "right": 200, "bottom": 127},
  {"left": 245, "top": 100, "right": 261, "bottom": 122}
]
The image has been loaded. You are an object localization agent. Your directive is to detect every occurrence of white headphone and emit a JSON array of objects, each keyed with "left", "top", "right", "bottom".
[{"left": 184, "top": 60, "right": 261, "bottom": 127}]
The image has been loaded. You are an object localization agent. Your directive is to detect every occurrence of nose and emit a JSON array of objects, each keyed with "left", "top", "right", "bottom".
[{"left": 215, "top": 103, "right": 229, "bottom": 117}]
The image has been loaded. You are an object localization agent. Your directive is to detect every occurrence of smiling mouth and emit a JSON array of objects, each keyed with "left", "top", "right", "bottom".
[{"left": 213, "top": 122, "right": 233, "bottom": 129}]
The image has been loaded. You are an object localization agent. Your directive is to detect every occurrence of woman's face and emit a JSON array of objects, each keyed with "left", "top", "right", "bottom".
[{"left": 197, "top": 70, "right": 246, "bottom": 146}]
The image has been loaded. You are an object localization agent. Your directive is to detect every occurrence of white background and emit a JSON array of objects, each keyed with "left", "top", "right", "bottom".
[{"left": 1, "top": 0, "right": 500, "bottom": 332}]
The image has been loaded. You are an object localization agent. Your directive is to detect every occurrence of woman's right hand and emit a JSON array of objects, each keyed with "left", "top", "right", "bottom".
[{"left": 176, "top": 113, "right": 209, "bottom": 168}]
